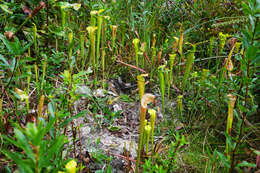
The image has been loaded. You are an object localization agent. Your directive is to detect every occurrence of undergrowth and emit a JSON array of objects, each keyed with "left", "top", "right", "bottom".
[{"left": 0, "top": 0, "right": 259, "bottom": 173}]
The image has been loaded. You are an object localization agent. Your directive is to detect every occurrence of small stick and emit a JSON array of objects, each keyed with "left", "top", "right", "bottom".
[{"left": 116, "top": 59, "right": 147, "bottom": 73}]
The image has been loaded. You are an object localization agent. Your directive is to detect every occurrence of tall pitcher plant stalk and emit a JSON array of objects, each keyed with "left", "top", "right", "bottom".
[
  {"left": 68, "top": 30, "right": 73, "bottom": 70},
  {"left": 80, "top": 31, "right": 85, "bottom": 70},
  {"left": 87, "top": 26, "right": 97, "bottom": 88},
  {"left": 90, "top": 10, "right": 98, "bottom": 27},
  {"left": 96, "top": 9, "right": 104, "bottom": 66},
  {"left": 136, "top": 93, "right": 155, "bottom": 173},
  {"left": 111, "top": 25, "right": 118, "bottom": 56},
  {"left": 102, "top": 50, "right": 106, "bottom": 89},
  {"left": 226, "top": 94, "right": 236, "bottom": 161},
  {"left": 133, "top": 38, "right": 140, "bottom": 73},
  {"left": 148, "top": 109, "right": 156, "bottom": 156},
  {"left": 34, "top": 63, "right": 39, "bottom": 97},
  {"left": 32, "top": 23, "right": 38, "bottom": 54},
  {"left": 158, "top": 65, "right": 166, "bottom": 118},
  {"left": 137, "top": 74, "right": 145, "bottom": 101},
  {"left": 182, "top": 45, "right": 196, "bottom": 92},
  {"left": 145, "top": 124, "right": 151, "bottom": 154},
  {"left": 169, "top": 54, "right": 176, "bottom": 85}
]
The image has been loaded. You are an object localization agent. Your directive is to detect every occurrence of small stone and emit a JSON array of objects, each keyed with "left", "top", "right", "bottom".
[
  {"left": 113, "top": 104, "right": 122, "bottom": 112},
  {"left": 93, "top": 89, "right": 105, "bottom": 97}
]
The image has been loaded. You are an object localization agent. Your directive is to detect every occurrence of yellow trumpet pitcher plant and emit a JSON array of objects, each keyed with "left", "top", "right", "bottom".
[
  {"left": 133, "top": 38, "right": 140, "bottom": 72},
  {"left": 136, "top": 93, "right": 155, "bottom": 173},
  {"left": 145, "top": 123, "right": 151, "bottom": 154},
  {"left": 137, "top": 74, "right": 145, "bottom": 101},
  {"left": 148, "top": 109, "right": 156, "bottom": 155},
  {"left": 226, "top": 94, "right": 236, "bottom": 161}
]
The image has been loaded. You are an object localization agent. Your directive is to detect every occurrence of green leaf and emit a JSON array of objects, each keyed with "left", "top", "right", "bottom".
[
  {"left": 251, "top": 52, "right": 260, "bottom": 65},
  {"left": 13, "top": 128, "right": 35, "bottom": 161},
  {"left": 236, "top": 161, "right": 256, "bottom": 168},
  {"left": 253, "top": 149, "right": 260, "bottom": 155},
  {"left": 59, "top": 110, "right": 87, "bottom": 128},
  {"left": 48, "top": 102, "right": 55, "bottom": 118},
  {"left": 247, "top": 45, "right": 257, "bottom": 61},
  {"left": 3, "top": 129, "right": 35, "bottom": 162},
  {"left": 0, "top": 54, "right": 10, "bottom": 69},
  {"left": 39, "top": 135, "right": 67, "bottom": 168},
  {"left": 0, "top": 34, "right": 21, "bottom": 55},
  {"left": 48, "top": 26, "right": 65, "bottom": 37},
  {"left": 22, "top": 41, "right": 33, "bottom": 54},
  {"left": 0, "top": 4, "right": 13, "bottom": 14},
  {"left": 216, "top": 151, "right": 230, "bottom": 168},
  {"left": 0, "top": 149, "right": 34, "bottom": 173}
]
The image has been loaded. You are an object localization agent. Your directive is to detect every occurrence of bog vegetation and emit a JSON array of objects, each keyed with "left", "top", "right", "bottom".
[{"left": 0, "top": 0, "right": 259, "bottom": 173}]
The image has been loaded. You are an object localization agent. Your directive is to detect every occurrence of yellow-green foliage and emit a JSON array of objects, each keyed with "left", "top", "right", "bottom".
[{"left": 182, "top": 45, "right": 196, "bottom": 91}]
